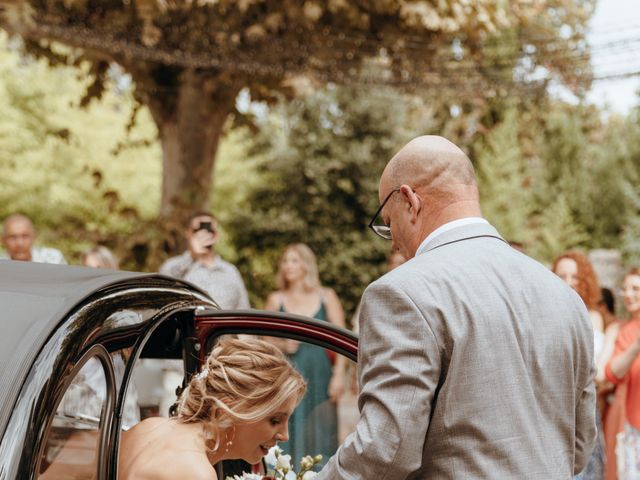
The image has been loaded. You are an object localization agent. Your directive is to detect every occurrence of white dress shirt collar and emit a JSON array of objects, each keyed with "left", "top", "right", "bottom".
[{"left": 415, "top": 217, "right": 489, "bottom": 256}]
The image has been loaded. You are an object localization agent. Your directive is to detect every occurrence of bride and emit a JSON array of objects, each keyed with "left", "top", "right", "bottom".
[{"left": 119, "top": 338, "right": 307, "bottom": 479}]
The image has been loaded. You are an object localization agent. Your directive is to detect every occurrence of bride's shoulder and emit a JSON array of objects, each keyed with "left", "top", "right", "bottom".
[
  {"left": 126, "top": 451, "right": 216, "bottom": 480},
  {"left": 127, "top": 416, "right": 167, "bottom": 432},
  {"left": 163, "top": 451, "right": 217, "bottom": 480},
  {"left": 122, "top": 416, "right": 168, "bottom": 444}
]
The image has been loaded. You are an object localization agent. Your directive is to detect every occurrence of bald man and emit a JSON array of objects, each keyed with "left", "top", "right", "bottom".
[
  {"left": 1, "top": 214, "right": 66, "bottom": 264},
  {"left": 318, "top": 136, "right": 596, "bottom": 479}
]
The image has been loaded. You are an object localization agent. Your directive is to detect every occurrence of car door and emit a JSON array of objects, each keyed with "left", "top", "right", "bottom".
[{"left": 194, "top": 309, "right": 358, "bottom": 478}]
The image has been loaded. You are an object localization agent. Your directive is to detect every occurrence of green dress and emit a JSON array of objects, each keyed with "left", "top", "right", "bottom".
[{"left": 279, "top": 301, "right": 337, "bottom": 469}]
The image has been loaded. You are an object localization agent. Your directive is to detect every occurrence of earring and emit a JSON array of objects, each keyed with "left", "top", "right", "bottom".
[{"left": 224, "top": 425, "right": 236, "bottom": 453}]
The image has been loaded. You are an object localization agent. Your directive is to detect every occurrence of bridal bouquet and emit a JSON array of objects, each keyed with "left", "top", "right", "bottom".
[{"left": 226, "top": 446, "right": 322, "bottom": 480}]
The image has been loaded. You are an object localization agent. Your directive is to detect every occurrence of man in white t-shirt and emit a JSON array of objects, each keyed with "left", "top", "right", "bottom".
[{"left": 1, "top": 213, "right": 66, "bottom": 264}]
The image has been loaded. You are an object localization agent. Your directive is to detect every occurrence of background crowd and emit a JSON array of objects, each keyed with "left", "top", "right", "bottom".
[{"left": 3, "top": 208, "right": 640, "bottom": 480}]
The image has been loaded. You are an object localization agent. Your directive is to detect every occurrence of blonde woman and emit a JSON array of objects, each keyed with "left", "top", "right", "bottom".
[
  {"left": 119, "top": 338, "right": 307, "bottom": 480},
  {"left": 265, "top": 243, "right": 346, "bottom": 467}
]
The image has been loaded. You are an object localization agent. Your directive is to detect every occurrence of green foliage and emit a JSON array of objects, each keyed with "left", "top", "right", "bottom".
[
  {"left": 620, "top": 185, "right": 640, "bottom": 267},
  {"left": 224, "top": 86, "right": 434, "bottom": 315},
  {"left": 0, "top": 33, "right": 270, "bottom": 272},
  {"left": 221, "top": 85, "right": 640, "bottom": 312},
  {"left": 473, "top": 99, "right": 640, "bottom": 264},
  {"left": 528, "top": 193, "right": 590, "bottom": 261},
  {"left": 0, "top": 32, "right": 163, "bottom": 267},
  {"left": 533, "top": 103, "right": 640, "bottom": 254},
  {"left": 477, "top": 108, "right": 535, "bottom": 244},
  {"left": 2, "top": 0, "right": 555, "bottom": 88},
  {"left": 618, "top": 104, "right": 640, "bottom": 266},
  {"left": 2, "top": 25, "right": 640, "bottom": 315},
  {"left": 474, "top": 102, "right": 616, "bottom": 261},
  {"left": 1, "top": 0, "right": 596, "bottom": 232}
]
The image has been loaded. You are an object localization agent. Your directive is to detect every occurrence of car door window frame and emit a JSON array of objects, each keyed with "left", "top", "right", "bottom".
[
  {"left": 36, "top": 344, "right": 116, "bottom": 480},
  {"left": 194, "top": 309, "right": 358, "bottom": 363}
]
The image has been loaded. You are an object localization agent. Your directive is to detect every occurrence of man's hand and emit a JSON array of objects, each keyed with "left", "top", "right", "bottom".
[{"left": 189, "top": 229, "right": 216, "bottom": 258}]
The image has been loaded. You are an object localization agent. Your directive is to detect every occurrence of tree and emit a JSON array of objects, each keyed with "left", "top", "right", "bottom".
[
  {"left": 473, "top": 98, "right": 640, "bottom": 262},
  {"left": 531, "top": 102, "right": 640, "bottom": 253},
  {"left": 225, "top": 85, "right": 433, "bottom": 314},
  {"left": 618, "top": 101, "right": 640, "bottom": 266},
  {"left": 0, "top": 0, "right": 594, "bottom": 246},
  {"left": 476, "top": 108, "right": 535, "bottom": 243}
]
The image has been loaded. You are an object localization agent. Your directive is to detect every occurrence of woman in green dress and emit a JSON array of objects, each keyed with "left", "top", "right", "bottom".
[{"left": 265, "top": 243, "right": 346, "bottom": 468}]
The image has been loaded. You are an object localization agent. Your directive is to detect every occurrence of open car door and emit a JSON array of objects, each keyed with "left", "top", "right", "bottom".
[{"left": 194, "top": 309, "right": 358, "bottom": 478}]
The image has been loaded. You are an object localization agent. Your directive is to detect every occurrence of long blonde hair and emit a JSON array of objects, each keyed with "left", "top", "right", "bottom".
[
  {"left": 276, "top": 243, "right": 321, "bottom": 291},
  {"left": 176, "top": 338, "right": 306, "bottom": 452}
]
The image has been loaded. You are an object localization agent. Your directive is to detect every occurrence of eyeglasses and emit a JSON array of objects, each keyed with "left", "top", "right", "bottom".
[{"left": 368, "top": 188, "right": 400, "bottom": 240}]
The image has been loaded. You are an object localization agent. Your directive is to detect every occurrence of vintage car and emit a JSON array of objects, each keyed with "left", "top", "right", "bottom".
[{"left": 0, "top": 261, "right": 358, "bottom": 479}]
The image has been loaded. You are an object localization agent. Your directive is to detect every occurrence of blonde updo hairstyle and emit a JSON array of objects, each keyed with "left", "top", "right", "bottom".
[{"left": 176, "top": 337, "right": 306, "bottom": 452}]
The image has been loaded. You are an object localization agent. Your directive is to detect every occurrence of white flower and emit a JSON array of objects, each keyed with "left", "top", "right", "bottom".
[
  {"left": 264, "top": 448, "right": 321, "bottom": 479},
  {"left": 276, "top": 453, "right": 292, "bottom": 470},
  {"left": 225, "top": 474, "right": 263, "bottom": 480},
  {"left": 264, "top": 445, "right": 280, "bottom": 467},
  {"left": 300, "top": 455, "right": 314, "bottom": 470}
]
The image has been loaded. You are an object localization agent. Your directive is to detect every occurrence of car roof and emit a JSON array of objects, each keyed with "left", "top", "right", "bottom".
[{"left": 0, "top": 260, "right": 203, "bottom": 431}]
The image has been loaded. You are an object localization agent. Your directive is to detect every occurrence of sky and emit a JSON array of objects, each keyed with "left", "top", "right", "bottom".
[{"left": 586, "top": 0, "right": 640, "bottom": 113}]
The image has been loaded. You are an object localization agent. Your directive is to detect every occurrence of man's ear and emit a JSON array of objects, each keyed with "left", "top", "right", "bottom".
[{"left": 400, "top": 185, "right": 421, "bottom": 223}]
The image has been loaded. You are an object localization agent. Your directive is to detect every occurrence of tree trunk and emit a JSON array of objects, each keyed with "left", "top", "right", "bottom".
[{"left": 132, "top": 66, "right": 241, "bottom": 253}]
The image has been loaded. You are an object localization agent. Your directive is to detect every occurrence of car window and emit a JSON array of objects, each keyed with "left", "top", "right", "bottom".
[
  {"left": 108, "top": 348, "right": 142, "bottom": 429},
  {"left": 125, "top": 316, "right": 191, "bottom": 421},
  {"left": 129, "top": 357, "right": 183, "bottom": 419},
  {"left": 37, "top": 352, "right": 112, "bottom": 480}
]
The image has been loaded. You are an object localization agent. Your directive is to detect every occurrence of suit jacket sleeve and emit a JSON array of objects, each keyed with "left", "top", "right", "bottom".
[
  {"left": 573, "top": 373, "right": 596, "bottom": 474},
  {"left": 317, "top": 281, "right": 441, "bottom": 480},
  {"left": 573, "top": 302, "right": 597, "bottom": 475}
]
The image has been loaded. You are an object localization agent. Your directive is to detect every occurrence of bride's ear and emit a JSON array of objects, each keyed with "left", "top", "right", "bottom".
[{"left": 212, "top": 396, "right": 233, "bottom": 419}]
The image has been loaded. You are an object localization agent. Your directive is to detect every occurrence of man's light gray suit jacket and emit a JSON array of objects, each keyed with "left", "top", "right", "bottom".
[{"left": 318, "top": 222, "right": 596, "bottom": 479}]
